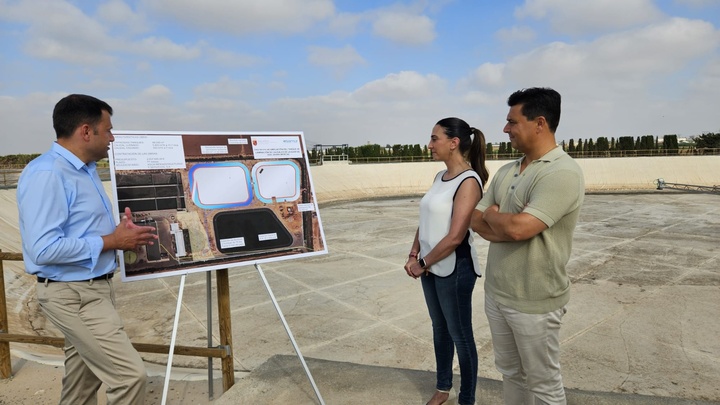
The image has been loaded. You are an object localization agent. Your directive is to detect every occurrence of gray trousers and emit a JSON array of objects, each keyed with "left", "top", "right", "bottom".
[{"left": 37, "top": 278, "right": 146, "bottom": 405}]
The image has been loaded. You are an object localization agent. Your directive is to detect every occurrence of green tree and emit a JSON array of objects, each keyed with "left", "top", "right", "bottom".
[
  {"left": 663, "top": 134, "right": 679, "bottom": 155},
  {"left": 364, "top": 144, "right": 379, "bottom": 157},
  {"left": 568, "top": 139, "right": 575, "bottom": 153},
  {"left": 640, "top": 135, "right": 654, "bottom": 152},
  {"left": 596, "top": 137, "right": 610, "bottom": 152},
  {"left": 694, "top": 132, "right": 720, "bottom": 148},
  {"left": 504, "top": 142, "right": 514, "bottom": 157},
  {"left": 617, "top": 136, "right": 635, "bottom": 150}
]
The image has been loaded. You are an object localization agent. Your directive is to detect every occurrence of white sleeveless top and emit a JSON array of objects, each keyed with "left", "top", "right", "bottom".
[{"left": 419, "top": 169, "right": 482, "bottom": 277}]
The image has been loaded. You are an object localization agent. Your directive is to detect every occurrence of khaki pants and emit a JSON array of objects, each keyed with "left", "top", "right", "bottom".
[
  {"left": 485, "top": 294, "right": 567, "bottom": 405},
  {"left": 37, "top": 278, "right": 146, "bottom": 405}
]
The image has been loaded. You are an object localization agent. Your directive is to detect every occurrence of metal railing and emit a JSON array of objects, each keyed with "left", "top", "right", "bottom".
[
  {"left": 308, "top": 147, "right": 719, "bottom": 165},
  {"left": 654, "top": 178, "right": 720, "bottom": 193},
  {"left": 0, "top": 168, "right": 111, "bottom": 190},
  {"left": 2, "top": 149, "right": 718, "bottom": 186}
]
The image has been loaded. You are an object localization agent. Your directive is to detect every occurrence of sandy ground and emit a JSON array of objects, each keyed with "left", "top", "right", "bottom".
[
  {"left": 3, "top": 191, "right": 720, "bottom": 404},
  {"left": 0, "top": 354, "right": 221, "bottom": 405},
  {"left": 1, "top": 156, "right": 719, "bottom": 404}
]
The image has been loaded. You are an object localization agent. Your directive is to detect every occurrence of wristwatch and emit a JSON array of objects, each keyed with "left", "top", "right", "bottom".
[{"left": 418, "top": 258, "right": 427, "bottom": 269}]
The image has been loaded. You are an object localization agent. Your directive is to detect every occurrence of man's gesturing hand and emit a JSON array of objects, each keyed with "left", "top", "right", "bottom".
[{"left": 103, "top": 207, "right": 159, "bottom": 251}]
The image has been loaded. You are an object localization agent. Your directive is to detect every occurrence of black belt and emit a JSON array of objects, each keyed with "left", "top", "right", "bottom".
[{"left": 37, "top": 272, "right": 114, "bottom": 283}]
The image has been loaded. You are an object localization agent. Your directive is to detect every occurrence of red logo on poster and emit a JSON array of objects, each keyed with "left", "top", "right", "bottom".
[{"left": 252, "top": 140, "right": 257, "bottom": 146}]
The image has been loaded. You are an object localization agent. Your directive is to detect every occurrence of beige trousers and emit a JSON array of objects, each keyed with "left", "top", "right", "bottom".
[
  {"left": 36, "top": 278, "right": 146, "bottom": 405},
  {"left": 485, "top": 294, "right": 567, "bottom": 405}
]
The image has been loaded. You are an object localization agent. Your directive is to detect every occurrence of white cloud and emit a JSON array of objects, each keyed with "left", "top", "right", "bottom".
[
  {"left": 516, "top": 0, "right": 665, "bottom": 35},
  {"left": 0, "top": 93, "right": 66, "bottom": 153},
  {"left": 193, "top": 76, "right": 259, "bottom": 98},
  {"left": 307, "top": 45, "right": 366, "bottom": 77},
  {"left": 466, "top": 63, "right": 507, "bottom": 88},
  {"left": 139, "top": 84, "right": 173, "bottom": 100},
  {"left": 141, "top": 0, "right": 335, "bottom": 35},
  {"left": 264, "top": 70, "right": 489, "bottom": 147},
  {"left": 674, "top": 0, "right": 719, "bottom": 7},
  {"left": 97, "top": 0, "right": 149, "bottom": 35},
  {"left": 591, "top": 18, "right": 719, "bottom": 74},
  {"left": 326, "top": 12, "right": 365, "bottom": 37},
  {"left": 129, "top": 37, "right": 202, "bottom": 60},
  {"left": 687, "top": 57, "right": 720, "bottom": 96},
  {"left": 372, "top": 12, "right": 436, "bottom": 45},
  {"left": 460, "top": 17, "right": 720, "bottom": 140},
  {"left": 79, "top": 79, "right": 128, "bottom": 92},
  {"left": 2, "top": 2, "right": 718, "bottom": 156},
  {"left": 462, "top": 91, "right": 505, "bottom": 107},
  {"left": 0, "top": 0, "right": 206, "bottom": 65},
  {"left": 353, "top": 71, "right": 446, "bottom": 102},
  {"left": 13, "top": 1, "right": 117, "bottom": 65},
  {"left": 135, "top": 61, "right": 152, "bottom": 72},
  {"left": 495, "top": 18, "right": 719, "bottom": 93},
  {"left": 184, "top": 97, "right": 254, "bottom": 113},
  {"left": 205, "top": 48, "right": 266, "bottom": 68},
  {"left": 268, "top": 81, "right": 286, "bottom": 91},
  {"left": 495, "top": 25, "right": 537, "bottom": 42}
]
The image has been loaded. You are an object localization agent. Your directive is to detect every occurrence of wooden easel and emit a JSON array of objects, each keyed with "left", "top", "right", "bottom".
[{"left": 0, "top": 250, "right": 235, "bottom": 395}]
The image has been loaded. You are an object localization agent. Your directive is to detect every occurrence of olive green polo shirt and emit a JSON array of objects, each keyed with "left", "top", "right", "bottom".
[{"left": 478, "top": 146, "right": 585, "bottom": 314}]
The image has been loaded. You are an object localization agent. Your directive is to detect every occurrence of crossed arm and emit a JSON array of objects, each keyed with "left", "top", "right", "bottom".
[{"left": 471, "top": 204, "right": 548, "bottom": 242}]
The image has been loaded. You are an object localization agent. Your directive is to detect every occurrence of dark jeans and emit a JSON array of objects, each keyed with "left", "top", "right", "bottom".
[{"left": 421, "top": 256, "right": 478, "bottom": 405}]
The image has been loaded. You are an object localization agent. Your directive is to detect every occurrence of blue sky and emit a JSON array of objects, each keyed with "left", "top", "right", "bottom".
[{"left": 1, "top": 0, "right": 719, "bottom": 154}]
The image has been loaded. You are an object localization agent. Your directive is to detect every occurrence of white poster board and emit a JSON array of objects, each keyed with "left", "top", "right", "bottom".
[{"left": 108, "top": 131, "right": 327, "bottom": 281}]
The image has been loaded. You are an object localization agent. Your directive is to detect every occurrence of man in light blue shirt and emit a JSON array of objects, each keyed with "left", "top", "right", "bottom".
[{"left": 17, "top": 94, "right": 157, "bottom": 405}]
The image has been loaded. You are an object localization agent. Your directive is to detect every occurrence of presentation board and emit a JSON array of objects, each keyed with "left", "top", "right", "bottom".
[{"left": 108, "top": 131, "right": 327, "bottom": 281}]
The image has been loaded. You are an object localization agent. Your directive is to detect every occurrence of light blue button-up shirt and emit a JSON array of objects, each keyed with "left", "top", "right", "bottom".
[{"left": 17, "top": 142, "right": 117, "bottom": 281}]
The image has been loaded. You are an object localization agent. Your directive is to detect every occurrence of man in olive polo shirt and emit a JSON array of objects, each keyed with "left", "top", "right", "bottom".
[{"left": 472, "top": 87, "right": 584, "bottom": 405}]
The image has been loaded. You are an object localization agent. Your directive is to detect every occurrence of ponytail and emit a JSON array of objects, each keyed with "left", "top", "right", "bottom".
[
  {"left": 468, "top": 127, "right": 489, "bottom": 186},
  {"left": 435, "top": 117, "right": 490, "bottom": 189}
]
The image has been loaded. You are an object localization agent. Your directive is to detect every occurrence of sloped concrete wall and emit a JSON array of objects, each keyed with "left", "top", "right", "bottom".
[{"left": 309, "top": 156, "right": 720, "bottom": 204}]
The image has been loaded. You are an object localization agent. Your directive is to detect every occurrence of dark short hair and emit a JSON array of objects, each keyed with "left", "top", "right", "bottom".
[
  {"left": 52, "top": 94, "right": 113, "bottom": 139},
  {"left": 507, "top": 87, "right": 561, "bottom": 133}
]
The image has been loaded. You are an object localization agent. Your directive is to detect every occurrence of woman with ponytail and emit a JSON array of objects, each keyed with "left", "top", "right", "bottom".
[{"left": 404, "top": 117, "right": 489, "bottom": 405}]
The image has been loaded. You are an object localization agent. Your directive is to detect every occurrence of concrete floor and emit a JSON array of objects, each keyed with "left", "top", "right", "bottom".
[{"left": 3, "top": 191, "right": 720, "bottom": 404}]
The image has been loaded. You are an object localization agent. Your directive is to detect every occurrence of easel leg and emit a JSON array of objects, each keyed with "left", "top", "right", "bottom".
[
  {"left": 216, "top": 268, "right": 235, "bottom": 392},
  {"left": 255, "top": 263, "right": 326, "bottom": 405},
  {"left": 161, "top": 273, "right": 186, "bottom": 405},
  {"left": 206, "top": 271, "right": 214, "bottom": 399}
]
